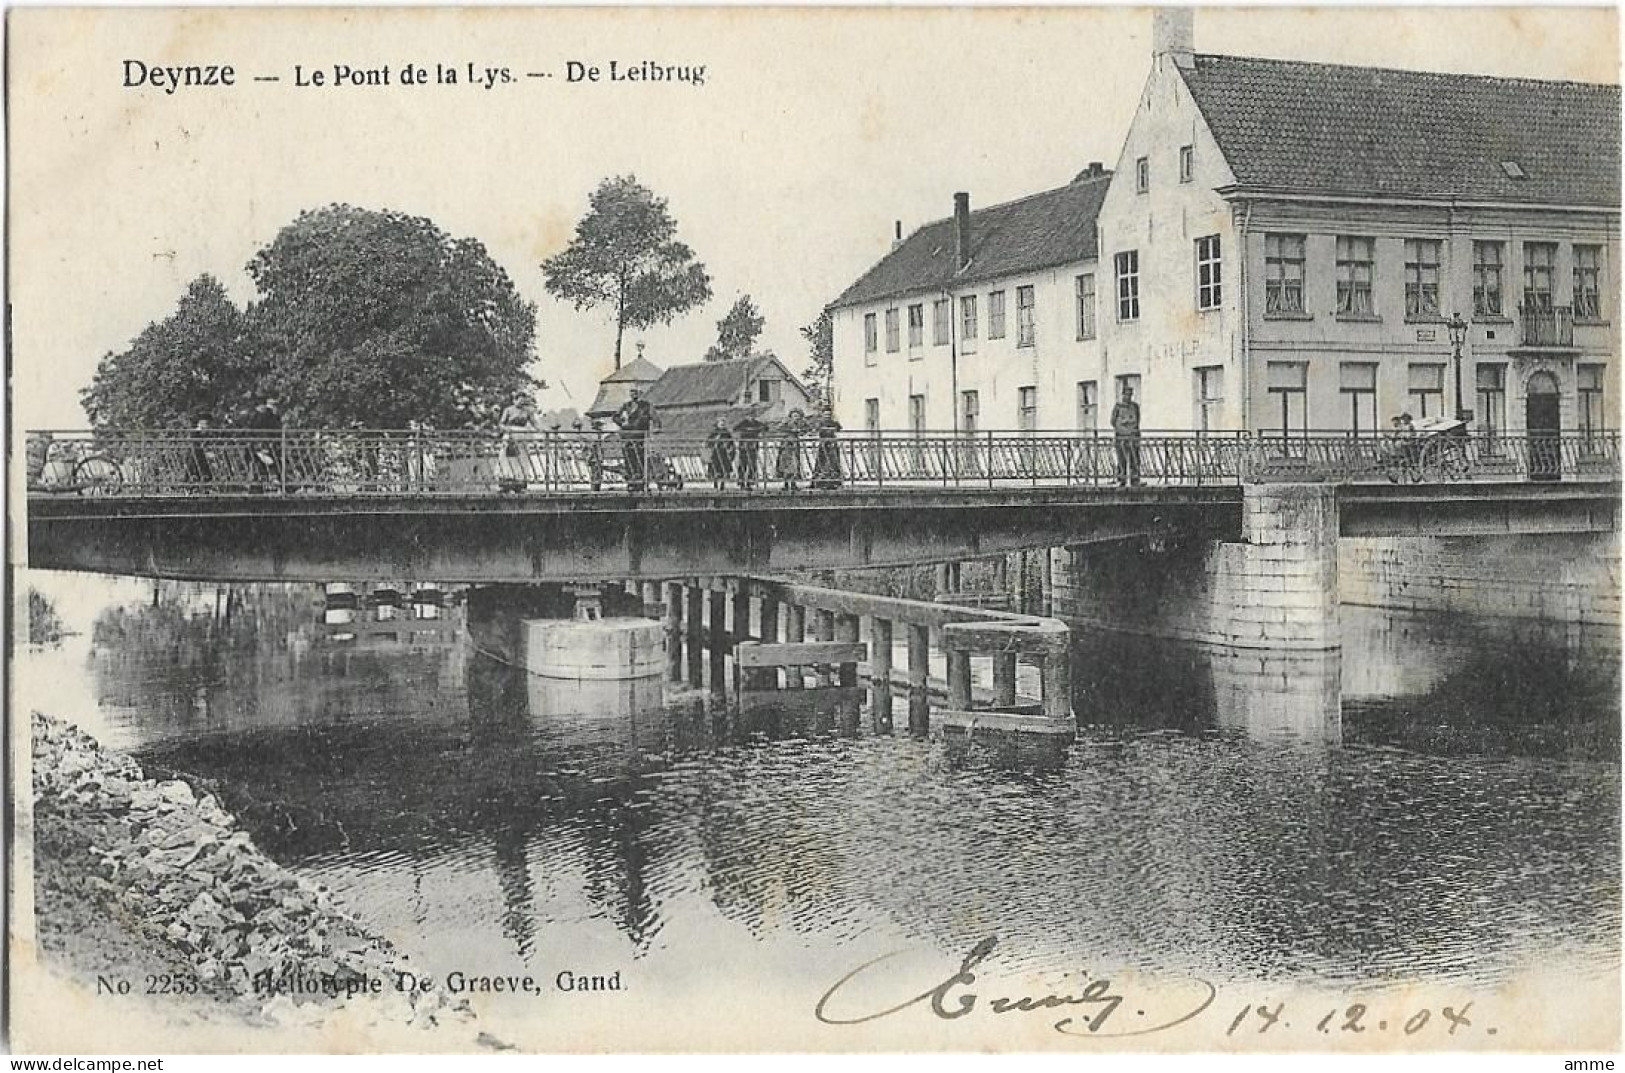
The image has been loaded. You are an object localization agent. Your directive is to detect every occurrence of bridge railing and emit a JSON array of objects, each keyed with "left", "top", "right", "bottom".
[{"left": 21, "top": 427, "right": 1619, "bottom": 496}]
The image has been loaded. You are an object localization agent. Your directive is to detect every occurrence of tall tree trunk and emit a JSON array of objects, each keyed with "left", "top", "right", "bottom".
[{"left": 613, "top": 288, "right": 626, "bottom": 370}]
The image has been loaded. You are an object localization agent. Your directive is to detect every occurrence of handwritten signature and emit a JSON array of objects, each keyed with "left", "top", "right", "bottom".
[{"left": 814, "top": 935, "right": 1216, "bottom": 1038}]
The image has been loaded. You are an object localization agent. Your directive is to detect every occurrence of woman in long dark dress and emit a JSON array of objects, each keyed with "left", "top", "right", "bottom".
[
  {"left": 774, "top": 409, "right": 808, "bottom": 491},
  {"left": 811, "top": 410, "right": 843, "bottom": 489}
]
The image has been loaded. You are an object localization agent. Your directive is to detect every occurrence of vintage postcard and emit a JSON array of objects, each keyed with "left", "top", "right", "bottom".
[{"left": 7, "top": 4, "right": 1621, "bottom": 1056}]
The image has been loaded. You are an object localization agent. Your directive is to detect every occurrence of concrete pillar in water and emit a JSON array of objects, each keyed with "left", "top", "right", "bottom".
[
  {"left": 685, "top": 582, "right": 704, "bottom": 684},
  {"left": 869, "top": 616, "right": 893, "bottom": 728},
  {"left": 907, "top": 622, "right": 931, "bottom": 732},
  {"left": 993, "top": 555, "right": 1009, "bottom": 593},
  {"left": 663, "top": 581, "right": 683, "bottom": 682},
  {"left": 708, "top": 587, "right": 728, "bottom": 691},
  {"left": 785, "top": 604, "right": 807, "bottom": 688},
  {"left": 642, "top": 581, "right": 660, "bottom": 618},
  {"left": 992, "top": 653, "right": 1018, "bottom": 707},
  {"left": 1237, "top": 483, "right": 1341, "bottom": 650},
  {"left": 935, "top": 563, "right": 952, "bottom": 595}
]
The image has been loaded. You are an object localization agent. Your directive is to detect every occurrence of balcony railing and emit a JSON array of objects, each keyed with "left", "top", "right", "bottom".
[
  {"left": 22, "top": 427, "right": 1620, "bottom": 497},
  {"left": 1518, "top": 303, "right": 1575, "bottom": 348}
]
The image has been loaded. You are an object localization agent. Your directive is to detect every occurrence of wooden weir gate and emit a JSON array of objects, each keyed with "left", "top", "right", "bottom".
[{"left": 628, "top": 575, "right": 1075, "bottom": 741}]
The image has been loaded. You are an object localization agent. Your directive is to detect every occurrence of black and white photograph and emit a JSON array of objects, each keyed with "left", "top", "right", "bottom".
[{"left": 7, "top": 4, "right": 1621, "bottom": 1055}]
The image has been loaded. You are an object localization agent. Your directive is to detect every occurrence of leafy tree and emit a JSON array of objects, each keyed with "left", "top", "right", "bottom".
[
  {"left": 542, "top": 175, "right": 712, "bottom": 369},
  {"left": 704, "top": 295, "right": 765, "bottom": 363},
  {"left": 81, "top": 274, "right": 249, "bottom": 427},
  {"left": 800, "top": 305, "right": 834, "bottom": 408},
  {"left": 246, "top": 205, "right": 538, "bottom": 427}
]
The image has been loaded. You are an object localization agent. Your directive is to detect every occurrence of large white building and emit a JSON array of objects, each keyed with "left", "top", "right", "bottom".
[
  {"left": 831, "top": 165, "right": 1112, "bottom": 435},
  {"left": 832, "top": 10, "right": 1621, "bottom": 447}
]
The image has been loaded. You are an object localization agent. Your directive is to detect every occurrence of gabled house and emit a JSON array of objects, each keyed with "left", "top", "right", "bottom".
[
  {"left": 830, "top": 167, "right": 1113, "bottom": 436},
  {"left": 1097, "top": 9, "right": 1620, "bottom": 440},
  {"left": 641, "top": 354, "right": 814, "bottom": 436}
]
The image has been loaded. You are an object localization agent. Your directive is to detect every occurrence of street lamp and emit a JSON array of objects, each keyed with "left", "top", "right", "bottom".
[{"left": 1447, "top": 313, "right": 1471, "bottom": 423}]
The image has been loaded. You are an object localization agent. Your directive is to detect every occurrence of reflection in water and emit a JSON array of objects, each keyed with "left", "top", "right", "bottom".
[{"left": 15, "top": 571, "right": 1619, "bottom": 1003}]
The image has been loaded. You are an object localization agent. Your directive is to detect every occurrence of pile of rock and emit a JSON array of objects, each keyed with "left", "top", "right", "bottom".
[{"left": 31, "top": 712, "right": 470, "bottom": 1033}]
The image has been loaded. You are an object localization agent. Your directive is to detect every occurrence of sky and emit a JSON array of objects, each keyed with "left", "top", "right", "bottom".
[{"left": 8, "top": 5, "right": 1619, "bottom": 430}]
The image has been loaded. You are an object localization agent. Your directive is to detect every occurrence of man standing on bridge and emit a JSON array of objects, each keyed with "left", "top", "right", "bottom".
[
  {"left": 1111, "top": 385, "right": 1142, "bottom": 486},
  {"left": 615, "top": 388, "right": 654, "bottom": 492}
]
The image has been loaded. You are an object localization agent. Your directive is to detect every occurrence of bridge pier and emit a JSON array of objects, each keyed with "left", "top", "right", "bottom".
[
  {"left": 868, "top": 617, "right": 893, "bottom": 727},
  {"left": 1053, "top": 483, "right": 1342, "bottom": 651},
  {"left": 785, "top": 604, "right": 806, "bottom": 688}
]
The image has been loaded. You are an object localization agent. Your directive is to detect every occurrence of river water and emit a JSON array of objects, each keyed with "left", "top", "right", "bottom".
[{"left": 15, "top": 568, "right": 1621, "bottom": 1047}]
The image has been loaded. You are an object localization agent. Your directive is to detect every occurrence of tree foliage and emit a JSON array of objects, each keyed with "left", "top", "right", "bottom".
[
  {"left": 81, "top": 274, "right": 250, "bottom": 427},
  {"left": 81, "top": 206, "right": 539, "bottom": 429},
  {"left": 704, "top": 294, "right": 766, "bottom": 363},
  {"left": 800, "top": 305, "right": 835, "bottom": 408},
  {"left": 247, "top": 205, "right": 538, "bottom": 427},
  {"left": 541, "top": 175, "right": 711, "bottom": 368}
]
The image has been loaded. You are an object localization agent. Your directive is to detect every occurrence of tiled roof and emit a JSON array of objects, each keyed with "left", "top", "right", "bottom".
[
  {"left": 834, "top": 173, "right": 1111, "bottom": 309},
  {"left": 644, "top": 355, "right": 801, "bottom": 408},
  {"left": 1180, "top": 53, "right": 1621, "bottom": 206},
  {"left": 603, "top": 355, "right": 665, "bottom": 383}
]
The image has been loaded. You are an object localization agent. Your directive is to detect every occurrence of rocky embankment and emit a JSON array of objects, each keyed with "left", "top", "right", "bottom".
[{"left": 29, "top": 712, "right": 474, "bottom": 1038}]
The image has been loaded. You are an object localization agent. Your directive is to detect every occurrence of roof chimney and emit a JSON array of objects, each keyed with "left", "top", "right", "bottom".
[
  {"left": 1152, "top": 7, "right": 1195, "bottom": 69},
  {"left": 892, "top": 219, "right": 903, "bottom": 250},
  {"left": 953, "top": 192, "right": 971, "bottom": 270}
]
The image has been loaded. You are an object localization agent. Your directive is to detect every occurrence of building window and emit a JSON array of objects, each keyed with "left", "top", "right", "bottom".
[
  {"left": 1579, "top": 363, "right": 1605, "bottom": 447},
  {"left": 906, "top": 303, "right": 924, "bottom": 350},
  {"left": 1193, "top": 366, "right": 1224, "bottom": 432},
  {"left": 758, "top": 379, "right": 780, "bottom": 404},
  {"left": 1340, "top": 362, "right": 1379, "bottom": 435},
  {"left": 960, "top": 295, "right": 979, "bottom": 345},
  {"left": 1135, "top": 156, "right": 1149, "bottom": 193},
  {"left": 960, "top": 389, "right": 979, "bottom": 434},
  {"left": 988, "top": 290, "right": 1007, "bottom": 339},
  {"left": 908, "top": 393, "right": 926, "bottom": 435},
  {"left": 1404, "top": 238, "right": 1442, "bottom": 319},
  {"left": 1523, "top": 242, "right": 1557, "bottom": 311},
  {"left": 1476, "top": 364, "right": 1506, "bottom": 449},
  {"left": 1468, "top": 240, "right": 1504, "bottom": 319},
  {"left": 1575, "top": 245, "right": 1604, "bottom": 320},
  {"left": 1264, "top": 233, "right": 1306, "bottom": 315},
  {"left": 884, "top": 308, "right": 900, "bottom": 353},
  {"left": 1075, "top": 273, "right": 1096, "bottom": 340},
  {"left": 1178, "top": 145, "right": 1194, "bottom": 183},
  {"left": 1407, "top": 363, "right": 1445, "bottom": 419},
  {"left": 1195, "top": 235, "right": 1222, "bottom": 310},
  {"left": 1336, "top": 235, "right": 1375, "bottom": 316},
  {"left": 1017, "top": 386, "right": 1038, "bottom": 431},
  {"left": 1266, "top": 361, "right": 1308, "bottom": 440},
  {"left": 1115, "top": 250, "right": 1140, "bottom": 321},
  {"left": 864, "top": 398, "right": 880, "bottom": 434},
  {"left": 932, "top": 298, "right": 951, "bottom": 345},
  {"left": 863, "top": 312, "right": 878, "bottom": 354},
  {"left": 1016, "top": 285, "right": 1036, "bottom": 347},
  {"left": 1077, "top": 380, "right": 1098, "bottom": 431}
]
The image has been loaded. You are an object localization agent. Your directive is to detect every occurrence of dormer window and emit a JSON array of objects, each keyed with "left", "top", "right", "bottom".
[{"left": 1500, "top": 160, "right": 1528, "bottom": 180}]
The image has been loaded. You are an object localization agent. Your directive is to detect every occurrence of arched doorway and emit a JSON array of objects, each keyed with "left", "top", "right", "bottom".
[{"left": 1526, "top": 370, "right": 1561, "bottom": 481}]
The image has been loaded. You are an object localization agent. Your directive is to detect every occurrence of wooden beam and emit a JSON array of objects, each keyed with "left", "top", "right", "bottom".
[{"left": 735, "top": 641, "right": 867, "bottom": 668}]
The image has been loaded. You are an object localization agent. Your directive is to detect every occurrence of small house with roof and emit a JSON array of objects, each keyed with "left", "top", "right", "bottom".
[
  {"left": 1098, "top": 9, "right": 1620, "bottom": 440},
  {"left": 641, "top": 354, "right": 814, "bottom": 438},
  {"left": 587, "top": 345, "right": 666, "bottom": 420},
  {"left": 830, "top": 165, "right": 1113, "bottom": 437}
]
